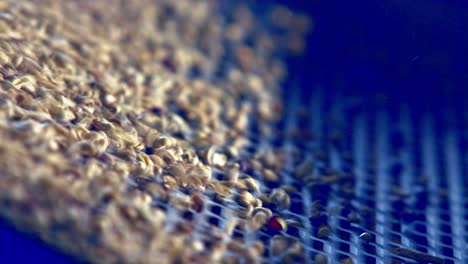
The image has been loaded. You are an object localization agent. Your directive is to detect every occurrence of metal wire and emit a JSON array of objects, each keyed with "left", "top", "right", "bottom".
[{"left": 205, "top": 84, "right": 467, "bottom": 263}]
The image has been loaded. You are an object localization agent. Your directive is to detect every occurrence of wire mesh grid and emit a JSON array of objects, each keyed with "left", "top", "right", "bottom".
[{"left": 180, "top": 83, "right": 467, "bottom": 263}]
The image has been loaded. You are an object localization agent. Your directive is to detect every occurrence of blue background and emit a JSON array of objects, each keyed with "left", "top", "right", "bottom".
[{"left": 282, "top": 0, "right": 467, "bottom": 108}]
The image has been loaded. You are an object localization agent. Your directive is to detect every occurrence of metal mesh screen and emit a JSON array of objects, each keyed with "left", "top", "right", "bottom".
[
  {"left": 172, "top": 2, "right": 468, "bottom": 261},
  {"left": 193, "top": 85, "right": 467, "bottom": 263}
]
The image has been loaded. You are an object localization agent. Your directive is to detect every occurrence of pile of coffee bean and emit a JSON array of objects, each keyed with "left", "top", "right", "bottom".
[{"left": 0, "top": 0, "right": 310, "bottom": 263}]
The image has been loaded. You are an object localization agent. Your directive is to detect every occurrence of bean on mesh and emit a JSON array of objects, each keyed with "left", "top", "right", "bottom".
[{"left": 269, "top": 188, "right": 291, "bottom": 211}]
